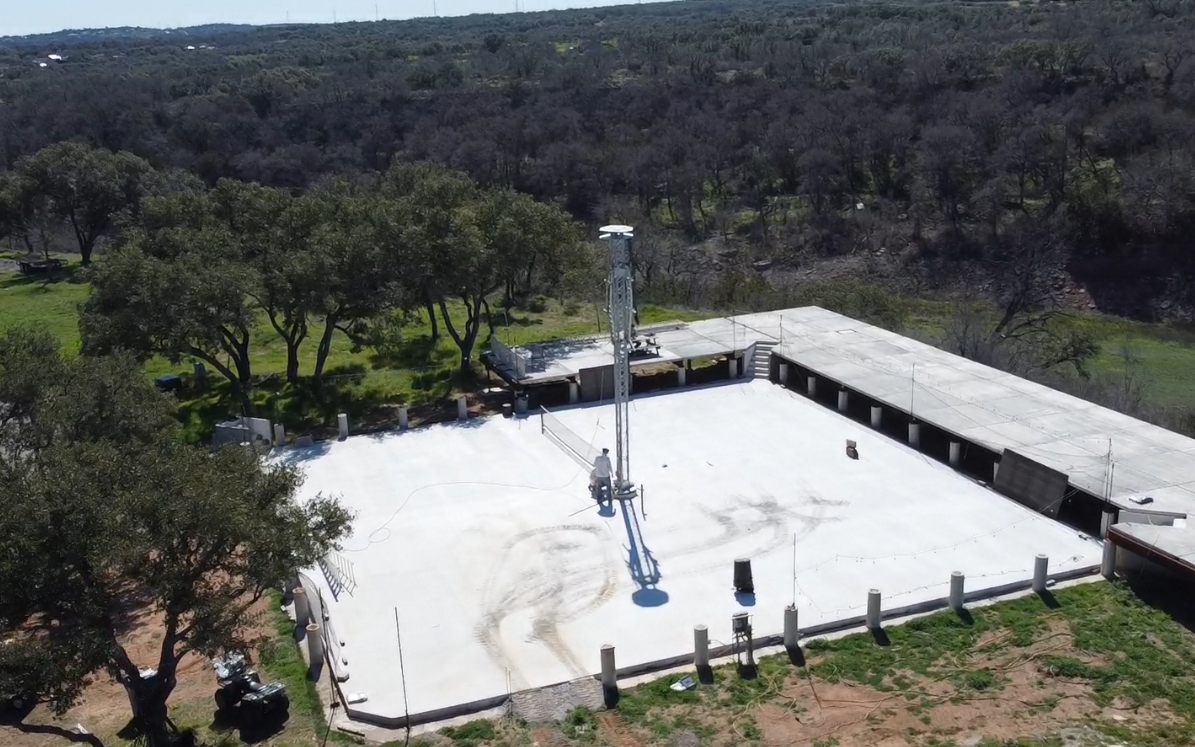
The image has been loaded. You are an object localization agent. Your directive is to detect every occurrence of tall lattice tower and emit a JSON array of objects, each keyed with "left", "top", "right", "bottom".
[{"left": 600, "top": 224, "right": 638, "bottom": 498}]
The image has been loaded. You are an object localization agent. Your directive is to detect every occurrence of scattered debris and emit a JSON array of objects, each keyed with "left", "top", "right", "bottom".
[{"left": 670, "top": 675, "right": 696, "bottom": 692}]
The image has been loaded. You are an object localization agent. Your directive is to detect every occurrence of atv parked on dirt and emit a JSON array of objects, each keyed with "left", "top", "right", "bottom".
[{"left": 211, "top": 653, "right": 289, "bottom": 723}]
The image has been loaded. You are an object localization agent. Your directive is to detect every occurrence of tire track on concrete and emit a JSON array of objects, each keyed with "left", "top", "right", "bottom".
[{"left": 476, "top": 524, "right": 619, "bottom": 688}]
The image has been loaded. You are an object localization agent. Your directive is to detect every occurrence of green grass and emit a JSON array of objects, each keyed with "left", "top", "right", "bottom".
[
  {"left": 0, "top": 263, "right": 709, "bottom": 440},
  {"left": 601, "top": 582, "right": 1195, "bottom": 747},
  {"left": 0, "top": 270, "right": 89, "bottom": 353},
  {"left": 11, "top": 262, "right": 1195, "bottom": 441}
]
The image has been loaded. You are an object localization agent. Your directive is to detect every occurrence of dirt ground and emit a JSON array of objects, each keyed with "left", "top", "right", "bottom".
[
  {"left": 503, "top": 617, "right": 1164, "bottom": 747},
  {"left": 0, "top": 597, "right": 301, "bottom": 747}
]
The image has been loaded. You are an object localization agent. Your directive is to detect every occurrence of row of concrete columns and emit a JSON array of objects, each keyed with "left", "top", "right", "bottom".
[
  {"left": 796, "top": 372, "right": 979, "bottom": 467},
  {"left": 331, "top": 396, "right": 485, "bottom": 441},
  {"left": 290, "top": 586, "right": 324, "bottom": 678},
  {"left": 596, "top": 555, "right": 1101, "bottom": 691}
]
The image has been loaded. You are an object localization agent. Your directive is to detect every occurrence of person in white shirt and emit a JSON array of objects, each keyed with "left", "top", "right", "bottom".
[{"left": 590, "top": 448, "right": 613, "bottom": 503}]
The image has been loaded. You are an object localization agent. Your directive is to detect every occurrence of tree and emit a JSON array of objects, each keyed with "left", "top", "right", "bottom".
[
  {"left": 81, "top": 237, "right": 260, "bottom": 415},
  {"left": 0, "top": 172, "right": 56, "bottom": 258},
  {"left": 0, "top": 329, "right": 352, "bottom": 747},
  {"left": 17, "top": 142, "right": 152, "bottom": 266},
  {"left": 210, "top": 180, "right": 318, "bottom": 384},
  {"left": 307, "top": 180, "right": 396, "bottom": 386}
]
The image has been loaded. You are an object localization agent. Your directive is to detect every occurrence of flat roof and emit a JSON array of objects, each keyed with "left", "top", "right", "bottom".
[
  {"left": 766, "top": 307, "right": 1195, "bottom": 520},
  {"left": 490, "top": 318, "right": 779, "bottom": 384},
  {"left": 280, "top": 379, "right": 1098, "bottom": 725}
]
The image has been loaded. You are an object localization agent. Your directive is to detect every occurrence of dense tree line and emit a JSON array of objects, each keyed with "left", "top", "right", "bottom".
[
  {"left": 3, "top": 0, "right": 1195, "bottom": 319},
  {"left": 38, "top": 156, "right": 582, "bottom": 412}
]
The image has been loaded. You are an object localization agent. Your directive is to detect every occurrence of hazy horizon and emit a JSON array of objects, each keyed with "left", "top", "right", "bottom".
[{"left": 3, "top": 0, "right": 666, "bottom": 37}]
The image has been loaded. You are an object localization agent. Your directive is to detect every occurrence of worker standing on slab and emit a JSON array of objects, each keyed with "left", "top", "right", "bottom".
[{"left": 591, "top": 448, "right": 613, "bottom": 504}]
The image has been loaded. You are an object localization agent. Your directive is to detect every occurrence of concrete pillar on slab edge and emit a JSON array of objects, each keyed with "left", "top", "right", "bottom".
[
  {"left": 783, "top": 605, "right": 799, "bottom": 648},
  {"left": 306, "top": 623, "right": 324, "bottom": 673},
  {"left": 870, "top": 406, "right": 882, "bottom": 429},
  {"left": 1032, "top": 554, "right": 1049, "bottom": 593},
  {"left": 908, "top": 422, "right": 920, "bottom": 448},
  {"left": 1100, "top": 510, "right": 1115, "bottom": 539},
  {"left": 292, "top": 586, "right": 310, "bottom": 626},
  {"left": 838, "top": 390, "right": 849, "bottom": 412},
  {"left": 993, "top": 461, "right": 1000, "bottom": 482},
  {"left": 457, "top": 395, "right": 468, "bottom": 420},
  {"left": 729, "top": 357, "right": 738, "bottom": 379},
  {"left": 866, "top": 589, "right": 881, "bottom": 629},
  {"left": 515, "top": 395, "right": 528, "bottom": 415},
  {"left": 778, "top": 363, "right": 789, "bottom": 386},
  {"left": 337, "top": 413, "right": 349, "bottom": 440},
  {"left": 600, "top": 645, "right": 617, "bottom": 689},
  {"left": 949, "top": 572, "right": 965, "bottom": 611},
  {"left": 569, "top": 380, "right": 579, "bottom": 404},
  {"left": 273, "top": 423, "right": 286, "bottom": 447},
  {"left": 1101, "top": 539, "right": 1117, "bottom": 579},
  {"left": 694, "top": 625, "right": 709, "bottom": 668},
  {"left": 949, "top": 442, "right": 961, "bottom": 467},
  {"left": 678, "top": 365, "right": 687, "bottom": 387},
  {"left": 807, "top": 376, "right": 817, "bottom": 397},
  {"left": 398, "top": 405, "right": 409, "bottom": 430}
]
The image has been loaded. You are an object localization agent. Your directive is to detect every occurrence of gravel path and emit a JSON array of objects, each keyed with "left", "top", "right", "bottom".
[{"left": 510, "top": 677, "right": 603, "bottom": 722}]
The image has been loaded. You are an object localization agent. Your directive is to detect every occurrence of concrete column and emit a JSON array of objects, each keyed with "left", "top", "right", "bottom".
[
  {"left": 837, "top": 390, "right": 849, "bottom": 412},
  {"left": 273, "top": 423, "right": 286, "bottom": 447},
  {"left": 457, "top": 395, "right": 468, "bottom": 420},
  {"left": 1032, "top": 554, "right": 1049, "bottom": 593},
  {"left": 729, "top": 358, "right": 738, "bottom": 379},
  {"left": 398, "top": 405, "right": 409, "bottom": 430},
  {"left": 949, "top": 572, "right": 965, "bottom": 611},
  {"left": 1100, "top": 510, "right": 1115, "bottom": 539},
  {"left": 870, "top": 406, "right": 882, "bottom": 428},
  {"left": 866, "top": 589, "right": 881, "bottom": 629},
  {"left": 949, "top": 442, "right": 961, "bottom": 467},
  {"left": 778, "top": 363, "right": 789, "bottom": 386},
  {"left": 292, "top": 586, "right": 310, "bottom": 626},
  {"left": 807, "top": 376, "right": 817, "bottom": 397},
  {"left": 908, "top": 422, "right": 920, "bottom": 448},
  {"left": 515, "top": 395, "right": 528, "bottom": 415},
  {"left": 694, "top": 625, "right": 709, "bottom": 667},
  {"left": 677, "top": 366, "right": 687, "bottom": 387},
  {"left": 993, "top": 461, "right": 1000, "bottom": 482},
  {"left": 306, "top": 623, "right": 324, "bottom": 671},
  {"left": 1101, "top": 539, "right": 1117, "bottom": 579},
  {"left": 600, "top": 644, "right": 616, "bottom": 689},
  {"left": 569, "top": 381, "right": 579, "bottom": 404},
  {"left": 783, "top": 605, "right": 799, "bottom": 648},
  {"left": 337, "top": 413, "right": 349, "bottom": 440}
]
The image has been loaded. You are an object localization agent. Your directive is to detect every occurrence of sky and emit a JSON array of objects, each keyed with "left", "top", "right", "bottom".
[{"left": 2, "top": 0, "right": 660, "bottom": 37}]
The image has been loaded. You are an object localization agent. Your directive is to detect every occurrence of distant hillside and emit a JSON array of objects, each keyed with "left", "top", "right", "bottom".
[{"left": 0, "top": 24, "right": 259, "bottom": 48}]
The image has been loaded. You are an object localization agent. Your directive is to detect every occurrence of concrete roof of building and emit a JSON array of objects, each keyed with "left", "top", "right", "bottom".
[
  {"left": 495, "top": 317, "right": 781, "bottom": 384},
  {"left": 766, "top": 306, "right": 1195, "bottom": 522},
  {"left": 492, "top": 304, "right": 1195, "bottom": 524},
  {"left": 279, "top": 379, "right": 1098, "bottom": 726}
]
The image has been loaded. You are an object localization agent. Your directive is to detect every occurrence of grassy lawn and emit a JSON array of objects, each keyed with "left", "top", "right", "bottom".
[
  {"left": 7, "top": 261, "right": 1195, "bottom": 439},
  {"left": 398, "top": 580, "right": 1195, "bottom": 747},
  {"left": 0, "top": 262, "right": 705, "bottom": 441}
]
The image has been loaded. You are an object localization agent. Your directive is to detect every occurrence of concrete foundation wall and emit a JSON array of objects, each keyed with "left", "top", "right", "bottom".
[{"left": 579, "top": 364, "right": 615, "bottom": 402}]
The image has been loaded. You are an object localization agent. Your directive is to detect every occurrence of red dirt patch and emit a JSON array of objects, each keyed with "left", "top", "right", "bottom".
[{"left": 2, "top": 597, "right": 281, "bottom": 747}]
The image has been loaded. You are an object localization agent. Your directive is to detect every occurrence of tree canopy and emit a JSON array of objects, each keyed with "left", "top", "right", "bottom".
[{"left": 0, "top": 327, "right": 352, "bottom": 747}]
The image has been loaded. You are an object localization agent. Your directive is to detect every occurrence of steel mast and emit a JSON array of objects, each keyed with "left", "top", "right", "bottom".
[{"left": 600, "top": 224, "right": 637, "bottom": 498}]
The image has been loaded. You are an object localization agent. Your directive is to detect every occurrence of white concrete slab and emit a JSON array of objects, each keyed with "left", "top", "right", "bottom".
[{"left": 279, "top": 379, "right": 1099, "bottom": 725}]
